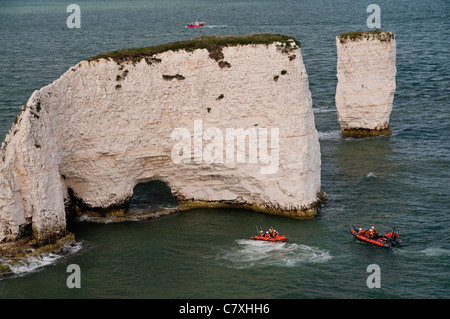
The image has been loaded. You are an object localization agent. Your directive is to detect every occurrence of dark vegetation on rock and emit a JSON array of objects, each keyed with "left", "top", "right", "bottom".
[
  {"left": 338, "top": 30, "right": 394, "bottom": 44},
  {"left": 88, "top": 33, "right": 300, "bottom": 64}
]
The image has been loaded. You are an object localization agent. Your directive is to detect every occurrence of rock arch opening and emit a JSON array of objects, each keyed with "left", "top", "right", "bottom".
[{"left": 129, "top": 180, "right": 178, "bottom": 214}]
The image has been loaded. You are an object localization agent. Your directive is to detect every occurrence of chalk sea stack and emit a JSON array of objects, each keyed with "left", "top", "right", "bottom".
[
  {"left": 0, "top": 34, "right": 324, "bottom": 249},
  {"left": 335, "top": 30, "right": 396, "bottom": 137}
]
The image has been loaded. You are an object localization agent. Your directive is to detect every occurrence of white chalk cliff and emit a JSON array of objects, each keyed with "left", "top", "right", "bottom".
[
  {"left": 0, "top": 34, "right": 323, "bottom": 245},
  {"left": 335, "top": 31, "right": 396, "bottom": 137}
]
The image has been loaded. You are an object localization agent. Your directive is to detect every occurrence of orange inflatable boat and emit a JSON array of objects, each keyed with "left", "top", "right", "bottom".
[{"left": 250, "top": 234, "right": 287, "bottom": 242}]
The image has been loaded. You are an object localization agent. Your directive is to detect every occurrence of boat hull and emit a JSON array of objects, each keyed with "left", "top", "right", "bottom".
[
  {"left": 250, "top": 235, "right": 287, "bottom": 242},
  {"left": 186, "top": 22, "right": 206, "bottom": 28},
  {"left": 350, "top": 226, "right": 402, "bottom": 248}
]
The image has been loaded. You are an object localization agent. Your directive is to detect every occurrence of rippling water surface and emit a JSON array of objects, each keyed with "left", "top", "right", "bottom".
[{"left": 0, "top": 0, "right": 449, "bottom": 298}]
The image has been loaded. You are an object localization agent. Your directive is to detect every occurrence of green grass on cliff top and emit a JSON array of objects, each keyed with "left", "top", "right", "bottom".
[
  {"left": 337, "top": 30, "right": 394, "bottom": 42},
  {"left": 88, "top": 33, "right": 300, "bottom": 63}
]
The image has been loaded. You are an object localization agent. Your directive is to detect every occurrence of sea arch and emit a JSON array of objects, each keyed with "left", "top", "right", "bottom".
[{"left": 0, "top": 34, "right": 323, "bottom": 246}]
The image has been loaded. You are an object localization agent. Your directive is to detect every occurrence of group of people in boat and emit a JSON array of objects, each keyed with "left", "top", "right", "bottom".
[
  {"left": 357, "top": 226, "right": 381, "bottom": 239},
  {"left": 258, "top": 227, "right": 279, "bottom": 238}
]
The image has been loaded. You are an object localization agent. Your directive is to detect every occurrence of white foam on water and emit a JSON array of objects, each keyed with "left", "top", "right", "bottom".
[
  {"left": 1, "top": 242, "right": 83, "bottom": 277},
  {"left": 420, "top": 247, "right": 450, "bottom": 257},
  {"left": 216, "top": 239, "right": 332, "bottom": 269},
  {"left": 76, "top": 214, "right": 125, "bottom": 224},
  {"left": 313, "top": 107, "right": 336, "bottom": 114},
  {"left": 318, "top": 130, "right": 340, "bottom": 140},
  {"left": 5, "top": 253, "right": 61, "bottom": 275},
  {"left": 395, "top": 246, "right": 450, "bottom": 257}
]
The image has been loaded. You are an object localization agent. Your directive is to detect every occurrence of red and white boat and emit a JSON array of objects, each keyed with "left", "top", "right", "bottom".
[{"left": 186, "top": 21, "right": 206, "bottom": 28}]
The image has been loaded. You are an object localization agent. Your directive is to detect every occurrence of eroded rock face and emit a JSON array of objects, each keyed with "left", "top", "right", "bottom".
[
  {"left": 335, "top": 31, "right": 396, "bottom": 137},
  {"left": 0, "top": 35, "right": 323, "bottom": 245}
]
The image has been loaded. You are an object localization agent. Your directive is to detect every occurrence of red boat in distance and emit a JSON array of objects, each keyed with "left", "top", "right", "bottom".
[{"left": 186, "top": 21, "right": 206, "bottom": 28}]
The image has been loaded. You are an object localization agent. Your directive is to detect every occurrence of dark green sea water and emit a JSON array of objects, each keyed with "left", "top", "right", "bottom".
[{"left": 0, "top": 0, "right": 449, "bottom": 299}]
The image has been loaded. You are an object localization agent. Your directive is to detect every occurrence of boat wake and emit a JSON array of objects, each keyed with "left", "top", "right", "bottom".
[
  {"left": 216, "top": 239, "right": 332, "bottom": 269},
  {"left": 420, "top": 247, "right": 450, "bottom": 257},
  {"left": 395, "top": 246, "right": 450, "bottom": 257},
  {"left": 366, "top": 172, "right": 377, "bottom": 178},
  {"left": 204, "top": 25, "right": 229, "bottom": 28}
]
